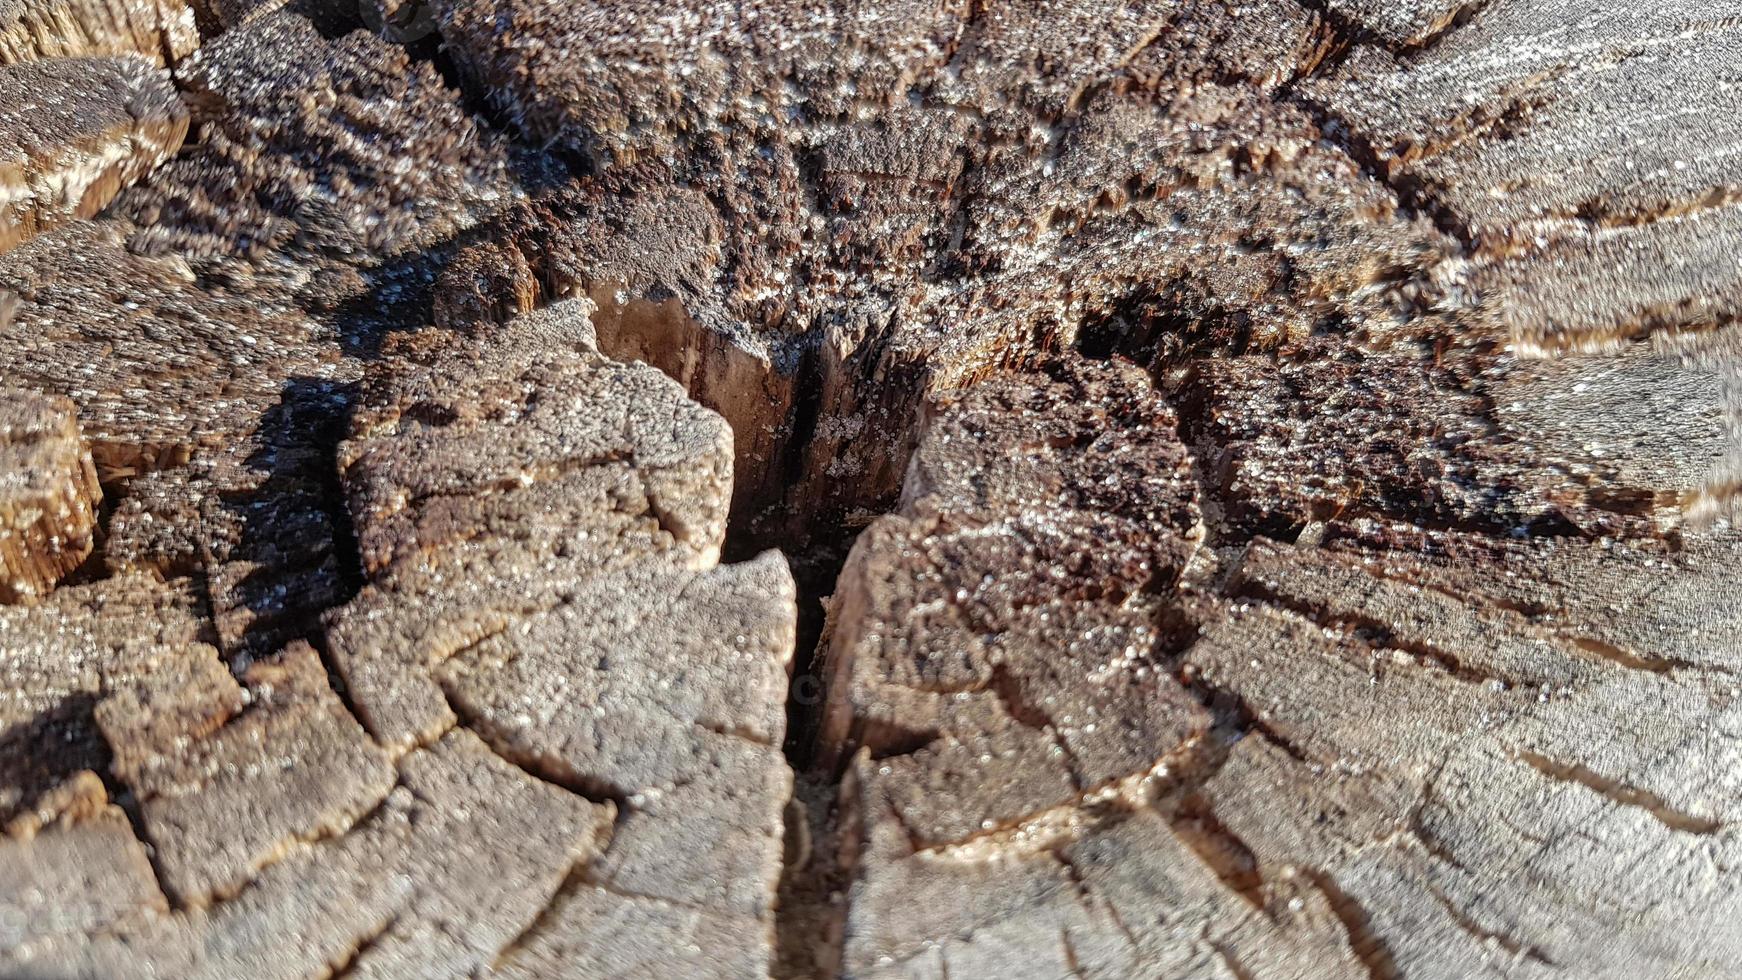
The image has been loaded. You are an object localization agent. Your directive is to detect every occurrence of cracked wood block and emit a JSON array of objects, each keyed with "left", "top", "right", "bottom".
[
  {"left": 336, "top": 300, "right": 728, "bottom": 581},
  {"left": 0, "top": 7, "right": 530, "bottom": 672},
  {"left": 0, "top": 388, "right": 100, "bottom": 603},
  {"left": 1147, "top": 295, "right": 1739, "bottom": 976},
  {"left": 1185, "top": 340, "right": 1729, "bottom": 545},
  {"left": 327, "top": 300, "right": 737, "bottom": 750},
  {"left": 94, "top": 642, "right": 396, "bottom": 908},
  {"left": 429, "top": 0, "right": 1449, "bottom": 549},
  {"left": 0, "top": 13, "right": 520, "bottom": 483},
  {"left": 104, "top": 378, "right": 353, "bottom": 661},
  {"left": 0, "top": 728, "right": 616, "bottom": 978},
  {"left": 0, "top": 0, "right": 198, "bottom": 66},
  {"left": 440, "top": 555, "right": 795, "bottom": 916},
  {"left": 1177, "top": 526, "right": 1742, "bottom": 977},
  {"left": 1181, "top": 339, "right": 1717, "bottom": 540},
  {"left": 814, "top": 359, "right": 1209, "bottom": 824},
  {"left": 147, "top": 11, "right": 517, "bottom": 282},
  {"left": 1489, "top": 349, "right": 1728, "bottom": 506},
  {"left": 0, "top": 573, "right": 213, "bottom": 822},
  {"left": 0, "top": 56, "right": 187, "bottom": 257},
  {"left": 0, "top": 220, "right": 345, "bottom": 481},
  {"left": 491, "top": 884, "right": 770, "bottom": 980},
  {"left": 325, "top": 553, "right": 799, "bottom": 976},
  {"left": 821, "top": 359, "right": 1304, "bottom": 973},
  {"left": 321, "top": 300, "right": 798, "bottom": 975},
  {"left": 1369, "top": 4, "right": 1742, "bottom": 521},
  {"left": 824, "top": 320, "right": 1738, "bottom": 975},
  {"left": 840, "top": 769, "right": 1366, "bottom": 979},
  {"left": 0, "top": 772, "right": 169, "bottom": 953},
  {"left": 0, "top": 10, "right": 527, "bottom": 651},
  {"left": 1312, "top": 1, "right": 1742, "bottom": 464},
  {"left": 0, "top": 573, "right": 212, "bottom": 727},
  {"left": 0, "top": 2, "right": 1735, "bottom": 977}
]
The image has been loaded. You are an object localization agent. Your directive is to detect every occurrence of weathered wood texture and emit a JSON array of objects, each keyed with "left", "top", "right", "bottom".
[
  {"left": 420, "top": 0, "right": 1742, "bottom": 542},
  {"left": 820, "top": 347, "right": 1739, "bottom": 979},
  {"left": 0, "top": 56, "right": 187, "bottom": 255},
  {"left": 0, "top": 0, "right": 1735, "bottom": 978},
  {"left": 429, "top": 0, "right": 1448, "bottom": 549},
  {"left": 0, "top": 388, "right": 100, "bottom": 603},
  {"left": 0, "top": 302, "right": 798, "bottom": 976},
  {"left": 0, "top": 0, "right": 197, "bottom": 65},
  {"left": 0, "top": 13, "right": 798, "bottom": 970},
  {"left": 1315, "top": 2, "right": 1742, "bottom": 355}
]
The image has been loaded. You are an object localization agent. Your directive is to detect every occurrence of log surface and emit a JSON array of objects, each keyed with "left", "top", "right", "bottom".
[
  {"left": 0, "top": 387, "right": 100, "bottom": 603},
  {"left": 0, "top": 55, "right": 187, "bottom": 255},
  {"left": 0, "top": 1, "right": 1736, "bottom": 978}
]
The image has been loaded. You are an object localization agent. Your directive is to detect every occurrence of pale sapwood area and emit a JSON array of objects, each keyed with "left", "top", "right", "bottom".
[{"left": 0, "top": 1, "right": 1739, "bottom": 978}]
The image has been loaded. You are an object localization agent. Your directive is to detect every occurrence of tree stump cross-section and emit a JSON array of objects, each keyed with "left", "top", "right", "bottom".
[{"left": 0, "top": 1, "right": 1737, "bottom": 978}]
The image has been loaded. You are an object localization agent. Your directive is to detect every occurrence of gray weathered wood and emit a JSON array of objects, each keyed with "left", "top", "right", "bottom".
[{"left": 0, "top": 1, "right": 1737, "bottom": 977}]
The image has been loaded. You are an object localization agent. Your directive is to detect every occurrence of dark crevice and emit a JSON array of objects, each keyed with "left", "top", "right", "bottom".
[
  {"left": 1286, "top": 0, "right": 1493, "bottom": 83},
  {"left": 1178, "top": 670, "right": 1317, "bottom": 769},
  {"left": 436, "top": 686, "right": 630, "bottom": 810},
  {"left": 1278, "top": 0, "right": 1368, "bottom": 90},
  {"left": 774, "top": 774, "right": 850, "bottom": 980},
  {"left": 1403, "top": 764, "right": 1470, "bottom": 873},
  {"left": 1303, "top": 869, "right": 1403, "bottom": 980},
  {"left": 1075, "top": 284, "right": 1260, "bottom": 377},
  {"left": 1282, "top": 91, "right": 1478, "bottom": 255},
  {"left": 95, "top": 764, "right": 183, "bottom": 912},
  {"left": 778, "top": 540, "right": 858, "bottom": 770},
  {"left": 987, "top": 663, "right": 1054, "bottom": 733},
  {"left": 1157, "top": 362, "right": 1293, "bottom": 561},
  {"left": 1400, "top": 1, "right": 1496, "bottom": 59},
  {"left": 1210, "top": 942, "right": 1260, "bottom": 980},
  {"left": 488, "top": 862, "right": 587, "bottom": 974},
  {"left": 569, "top": 874, "right": 717, "bottom": 913},
  {"left": 1559, "top": 634, "right": 1722, "bottom": 677},
  {"left": 1516, "top": 751, "right": 1722, "bottom": 836},
  {"left": 763, "top": 336, "right": 829, "bottom": 550},
  {"left": 1167, "top": 793, "right": 1266, "bottom": 907},
  {"left": 1055, "top": 848, "right": 1142, "bottom": 951},
  {"left": 861, "top": 720, "right": 945, "bottom": 763},
  {"left": 211, "top": 377, "right": 362, "bottom": 665},
  {"left": 327, "top": 913, "right": 400, "bottom": 979},
  {"left": 323, "top": 469, "right": 368, "bottom": 601},
  {"left": 286, "top": 0, "right": 365, "bottom": 39},
  {"left": 54, "top": 492, "right": 120, "bottom": 590},
  {"left": 305, "top": 632, "right": 371, "bottom": 746},
  {"left": 695, "top": 719, "right": 776, "bottom": 749},
  {"left": 1231, "top": 575, "right": 1529, "bottom": 690},
  {"left": 1424, "top": 883, "right": 1556, "bottom": 967},
  {"left": 421, "top": 34, "right": 561, "bottom": 177}
]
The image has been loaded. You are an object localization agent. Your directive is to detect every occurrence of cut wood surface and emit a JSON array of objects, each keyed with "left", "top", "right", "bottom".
[
  {"left": 0, "top": 1, "right": 1736, "bottom": 978},
  {"left": 0, "top": 388, "right": 100, "bottom": 602},
  {"left": 0, "top": 0, "right": 197, "bottom": 66},
  {"left": 0, "top": 55, "right": 187, "bottom": 255},
  {"left": 820, "top": 350, "right": 1740, "bottom": 978}
]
